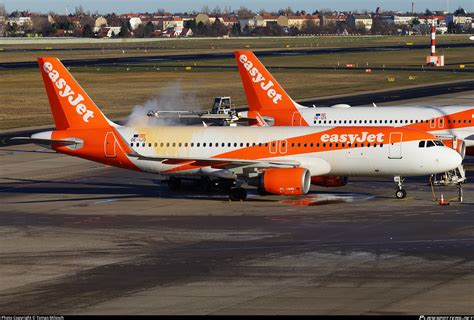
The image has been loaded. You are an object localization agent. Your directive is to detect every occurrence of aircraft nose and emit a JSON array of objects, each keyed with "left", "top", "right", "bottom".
[{"left": 440, "top": 148, "right": 462, "bottom": 171}]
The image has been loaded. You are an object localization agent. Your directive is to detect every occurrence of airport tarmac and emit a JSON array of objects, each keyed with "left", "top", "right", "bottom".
[{"left": 0, "top": 91, "right": 473, "bottom": 315}]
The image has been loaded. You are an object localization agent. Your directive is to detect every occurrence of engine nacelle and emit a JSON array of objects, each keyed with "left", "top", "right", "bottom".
[
  {"left": 441, "top": 138, "right": 466, "bottom": 159},
  {"left": 311, "top": 176, "right": 349, "bottom": 188},
  {"left": 249, "top": 168, "right": 311, "bottom": 195}
]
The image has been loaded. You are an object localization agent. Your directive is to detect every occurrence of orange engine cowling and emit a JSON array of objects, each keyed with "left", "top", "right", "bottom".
[
  {"left": 250, "top": 168, "right": 311, "bottom": 196},
  {"left": 441, "top": 138, "right": 466, "bottom": 159},
  {"left": 311, "top": 176, "right": 349, "bottom": 188}
]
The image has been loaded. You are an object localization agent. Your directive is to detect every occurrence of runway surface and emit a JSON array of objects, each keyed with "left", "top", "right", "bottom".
[
  {"left": 0, "top": 90, "right": 473, "bottom": 314},
  {"left": 1, "top": 42, "right": 473, "bottom": 70}
]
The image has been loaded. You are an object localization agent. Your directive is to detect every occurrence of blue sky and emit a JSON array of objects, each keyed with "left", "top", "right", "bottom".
[{"left": 3, "top": 0, "right": 473, "bottom": 14}]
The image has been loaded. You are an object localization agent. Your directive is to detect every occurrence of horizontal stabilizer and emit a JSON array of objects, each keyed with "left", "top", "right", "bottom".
[{"left": 10, "top": 137, "right": 77, "bottom": 146}]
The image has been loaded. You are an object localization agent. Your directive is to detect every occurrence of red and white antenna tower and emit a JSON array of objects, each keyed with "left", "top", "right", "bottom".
[{"left": 426, "top": 16, "right": 444, "bottom": 66}]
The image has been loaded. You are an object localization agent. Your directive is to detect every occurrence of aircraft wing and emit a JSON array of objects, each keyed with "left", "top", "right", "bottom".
[{"left": 127, "top": 152, "right": 300, "bottom": 170}]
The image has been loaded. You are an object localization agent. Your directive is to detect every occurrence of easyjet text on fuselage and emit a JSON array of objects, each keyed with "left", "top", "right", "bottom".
[{"left": 321, "top": 132, "right": 385, "bottom": 144}]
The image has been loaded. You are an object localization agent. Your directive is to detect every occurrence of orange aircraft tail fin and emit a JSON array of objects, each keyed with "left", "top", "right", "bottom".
[
  {"left": 234, "top": 50, "right": 302, "bottom": 113},
  {"left": 38, "top": 57, "right": 114, "bottom": 130}
]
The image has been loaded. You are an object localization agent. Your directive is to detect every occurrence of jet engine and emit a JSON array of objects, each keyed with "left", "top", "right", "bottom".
[
  {"left": 311, "top": 176, "right": 349, "bottom": 187},
  {"left": 249, "top": 168, "right": 311, "bottom": 195}
]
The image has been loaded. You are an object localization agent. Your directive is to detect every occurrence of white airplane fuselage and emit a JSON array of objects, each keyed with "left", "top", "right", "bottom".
[{"left": 290, "top": 105, "right": 474, "bottom": 147}]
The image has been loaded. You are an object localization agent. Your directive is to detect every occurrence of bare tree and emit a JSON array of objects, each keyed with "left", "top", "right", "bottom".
[
  {"left": 301, "top": 19, "right": 320, "bottom": 34},
  {"left": 319, "top": 8, "right": 333, "bottom": 15},
  {"left": 75, "top": 5, "right": 85, "bottom": 16},
  {"left": 32, "top": 15, "right": 52, "bottom": 35},
  {"left": 201, "top": 5, "right": 210, "bottom": 14},
  {"left": 279, "top": 6, "right": 294, "bottom": 15},
  {"left": 134, "top": 24, "right": 145, "bottom": 37},
  {"left": 237, "top": 6, "right": 253, "bottom": 18},
  {"left": 211, "top": 5, "right": 222, "bottom": 15},
  {"left": 0, "top": 3, "right": 7, "bottom": 17}
]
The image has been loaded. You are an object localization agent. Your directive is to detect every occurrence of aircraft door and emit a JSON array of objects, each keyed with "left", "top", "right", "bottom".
[
  {"left": 269, "top": 141, "right": 278, "bottom": 154},
  {"left": 438, "top": 117, "right": 444, "bottom": 128},
  {"left": 292, "top": 112, "right": 303, "bottom": 126},
  {"left": 388, "top": 132, "right": 403, "bottom": 159},
  {"left": 104, "top": 131, "right": 117, "bottom": 158}
]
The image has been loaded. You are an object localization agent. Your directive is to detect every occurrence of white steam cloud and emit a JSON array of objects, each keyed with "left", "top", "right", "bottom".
[{"left": 125, "top": 81, "right": 200, "bottom": 127}]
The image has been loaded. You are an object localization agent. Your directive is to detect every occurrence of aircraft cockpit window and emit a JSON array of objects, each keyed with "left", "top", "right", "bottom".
[
  {"left": 418, "top": 141, "right": 425, "bottom": 148},
  {"left": 434, "top": 140, "right": 444, "bottom": 146},
  {"left": 426, "top": 140, "right": 435, "bottom": 147}
]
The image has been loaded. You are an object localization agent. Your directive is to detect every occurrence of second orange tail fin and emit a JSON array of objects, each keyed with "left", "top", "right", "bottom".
[
  {"left": 38, "top": 57, "right": 114, "bottom": 130},
  {"left": 234, "top": 50, "right": 301, "bottom": 113}
]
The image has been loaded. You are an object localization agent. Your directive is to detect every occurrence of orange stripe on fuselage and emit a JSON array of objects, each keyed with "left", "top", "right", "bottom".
[
  {"left": 403, "top": 108, "right": 473, "bottom": 132},
  {"left": 164, "top": 127, "right": 433, "bottom": 173}
]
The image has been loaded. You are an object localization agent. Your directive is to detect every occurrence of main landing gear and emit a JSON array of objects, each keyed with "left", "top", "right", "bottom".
[
  {"left": 229, "top": 187, "right": 247, "bottom": 201},
  {"left": 167, "top": 177, "right": 246, "bottom": 201},
  {"left": 167, "top": 177, "right": 181, "bottom": 191},
  {"left": 394, "top": 176, "right": 407, "bottom": 199}
]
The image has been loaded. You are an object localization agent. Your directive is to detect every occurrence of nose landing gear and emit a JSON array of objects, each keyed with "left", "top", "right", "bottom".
[
  {"left": 430, "top": 165, "right": 466, "bottom": 203},
  {"left": 394, "top": 176, "right": 407, "bottom": 199}
]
